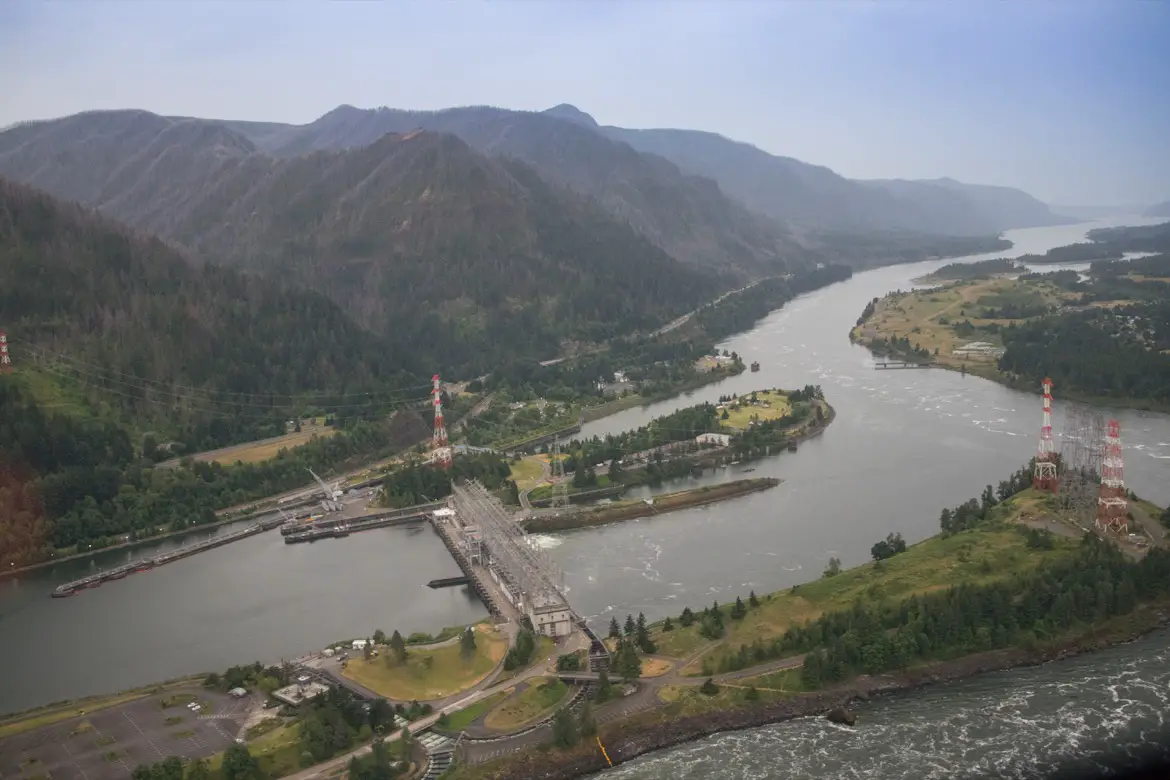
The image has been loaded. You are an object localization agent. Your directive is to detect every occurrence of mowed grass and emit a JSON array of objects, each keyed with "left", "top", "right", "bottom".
[
  {"left": 508, "top": 457, "right": 546, "bottom": 489},
  {"left": 343, "top": 624, "right": 507, "bottom": 701},
  {"left": 441, "top": 691, "right": 511, "bottom": 732},
  {"left": 720, "top": 389, "right": 791, "bottom": 430},
  {"left": 482, "top": 678, "right": 570, "bottom": 731},
  {"left": 207, "top": 722, "right": 301, "bottom": 778},
  {"left": 640, "top": 658, "right": 674, "bottom": 678},
  {"left": 649, "top": 492, "right": 1078, "bottom": 672},
  {"left": 206, "top": 426, "right": 337, "bottom": 465},
  {"left": 656, "top": 680, "right": 788, "bottom": 716}
]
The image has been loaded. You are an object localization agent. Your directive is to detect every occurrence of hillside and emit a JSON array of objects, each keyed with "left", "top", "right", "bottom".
[
  {"left": 1145, "top": 201, "right": 1170, "bottom": 218},
  {"left": 0, "top": 177, "right": 417, "bottom": 449},
  {"left": 0, "top": 115, "right": 729, "bottom": 377},
  {"left": 579, "top": 108, "right": 1069, "bottom": 236},
  {"left": 219, "top": 104, "right": 809, "bottom": 278},
  {"left": 171, "top": 130, "right": 724, "bottom": 374}
]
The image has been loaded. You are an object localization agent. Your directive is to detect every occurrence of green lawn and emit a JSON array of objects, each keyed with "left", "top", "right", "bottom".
[
  {"left": 720, "top": 389, "right": 791, "bottom": 431},
  {"left": 482, "top": 678, "right": 570, "bottom": 731},
  {"left": 343, "top": 625, "right": 506, "bottom": 700},
  {"left": 650, "top": 491, "right": 1079, "bottom": 673},
  {"left": 508, "top": 457, "right": 546, "bottom": 489},
  {"left": 439, "top": 691, "right": 510, "bottom": 732}
]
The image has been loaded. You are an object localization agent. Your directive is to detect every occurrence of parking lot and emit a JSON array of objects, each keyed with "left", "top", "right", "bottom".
[{"left": 0, "top": 690, "right": 249, "bottom": 780}]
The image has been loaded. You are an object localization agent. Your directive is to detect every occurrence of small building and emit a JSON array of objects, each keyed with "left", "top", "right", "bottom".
[
  {"left": 229, "top": 687, "right": 248, "bottom": 698},
  {"left": 351, "top": 639, "right": 368, "bottom": 651},
  {"left": 433, "top": 507, "right": 456, "bottom": 523},
  {"left": 696, "top": 432, "right": 731, "bottom": 447},
  {"left": 273, "top": 681, "right": 329, "bottom": 707},
  {"left": 527, "top": 593, "right": 573, "bottom": 638}
]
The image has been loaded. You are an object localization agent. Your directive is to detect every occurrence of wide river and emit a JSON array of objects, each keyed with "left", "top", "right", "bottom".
[{"left": 2, "top": 216, "right": 1169, "bottom": 774}]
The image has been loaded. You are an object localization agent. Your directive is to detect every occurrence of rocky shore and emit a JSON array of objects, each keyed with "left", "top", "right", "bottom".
[{"left": 461, "top": 602, "right": 1170, "bottom": 780}]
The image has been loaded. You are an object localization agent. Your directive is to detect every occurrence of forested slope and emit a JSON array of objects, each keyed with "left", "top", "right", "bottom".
[{"left": 0, "top": 177, "right": 421, "bottom": 449}]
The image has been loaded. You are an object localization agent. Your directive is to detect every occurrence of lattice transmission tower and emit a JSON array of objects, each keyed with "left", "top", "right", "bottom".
[
  {"left": 0, "top": 330, "right": 11, "bottom": 374},
  {"left": 1058, "top": 405, "right": 1106, "bottom": 525},
  {"left": 1032, "top": 377, "right": 1058, "bottom": 491},
  {"left": 550, "top": 436, "right": 569, "bottom": 510},
  {"left": 1096, "top": 419, "right": 1128, "bottom": 534},
  {"left": 431, "top": 373, "right": 452, "bottom": 470}
]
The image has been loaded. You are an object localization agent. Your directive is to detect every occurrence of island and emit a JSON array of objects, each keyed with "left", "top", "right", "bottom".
[{"left": 851, "top": 253, "right": 1170, "bottom": 410}]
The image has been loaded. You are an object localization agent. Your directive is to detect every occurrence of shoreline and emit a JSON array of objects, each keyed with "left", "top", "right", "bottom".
[
  {"left": 469, "top": 603, "right": 1170, "bottom": 780},
  {"left": 523, "top": 478, "right": 781, "bottom": 533}
]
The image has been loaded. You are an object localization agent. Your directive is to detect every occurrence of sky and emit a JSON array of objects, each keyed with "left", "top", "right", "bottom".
[{"left": 2, "top": 0, "right": 1168, "bottom": 206}]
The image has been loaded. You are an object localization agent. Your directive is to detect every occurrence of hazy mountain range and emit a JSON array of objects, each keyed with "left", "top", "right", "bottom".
[
  {"left": 0, "top": 100, "right": 1082, "bottom": 388},
  {"left": 1146, "top": 201, "right": 1170, "bottom": 218}
]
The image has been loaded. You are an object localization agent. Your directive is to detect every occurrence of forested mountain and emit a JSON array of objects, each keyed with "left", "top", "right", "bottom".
[
  {"left": 0, "top": 177, "right": 420, "bottom": 448},
  {"left": 169, "top": 130, "right": 724, "bottom": 372},
  {"left": 223, "top": 105, "right": 810, "bottom": 277},
  {"left": 0, "top": 108, "right": 808, "bottom": 280},
  {"left": 0, "top": 114, "right": 734, "bottom": 377},
  {"left": 1144, "top": 201, "right": 1170, "bottom": 217},
  {"left": 568, "top": 106, "right": 1069, "bottom": 236}
]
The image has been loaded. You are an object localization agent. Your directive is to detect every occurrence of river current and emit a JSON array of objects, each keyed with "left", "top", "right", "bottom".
[{"left": 2, "top": 216, "right": 1169, "bottom": 775}]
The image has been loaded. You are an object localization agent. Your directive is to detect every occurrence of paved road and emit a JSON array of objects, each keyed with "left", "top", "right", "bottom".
[{"left": 287, "top": 628, "right": 589, "bottom": 779}]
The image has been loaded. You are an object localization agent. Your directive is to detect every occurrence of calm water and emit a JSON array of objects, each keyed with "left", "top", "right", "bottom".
[{"left": 2, "top": 215, "right": 1168, "bottom": 732}]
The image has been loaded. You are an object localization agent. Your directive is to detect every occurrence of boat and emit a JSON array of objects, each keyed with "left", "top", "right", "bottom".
[
  {"left": 740, "top": 467, "right": 756, "bottom": 473},
  {"left": 107, "top": 570, "right": 128, "bottom": 580},
  {"left": 750, "top": 361, "right": 760, "bottom": 372}
]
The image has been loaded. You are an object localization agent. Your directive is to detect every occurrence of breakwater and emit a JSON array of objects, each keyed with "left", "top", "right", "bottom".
[
  {"left": 523, "top": 478, "right": 780, "bottom": 533},
  {"left": 50, "top": 514, "right": 286, "bottom": 598}
]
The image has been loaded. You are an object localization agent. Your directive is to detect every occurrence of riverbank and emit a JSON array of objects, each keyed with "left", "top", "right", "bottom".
[
  {"left": 451, "top": 603, "right": 1170, "bottom": 780},
  {"left": 850, "top": 274, "right": 1170, "bottom": 413},
  {"left": 523, "top": 478, "right": 780, "bottom": 533}
]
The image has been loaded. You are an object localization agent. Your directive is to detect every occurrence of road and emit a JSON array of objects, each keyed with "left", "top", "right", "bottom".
[
  {"left": 287, "top": 626, "right": 590, "bottom": 780},
  {"left": 649, "top": 276, "right": 785, "bottom": 339}
]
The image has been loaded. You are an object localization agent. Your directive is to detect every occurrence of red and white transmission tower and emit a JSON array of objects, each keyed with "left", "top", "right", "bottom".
[
  {"left": 1095, "top": 418, "right": 1127, "bottom": 534},
  {"left": 1032, "top": 377, "right": 1058, "bottom": 491},
  {"left": 0, "top": 330, "right": 11, "bottom": 374},
  {"left": 431, "top": 373, "right": 452, "bottom": 470}
]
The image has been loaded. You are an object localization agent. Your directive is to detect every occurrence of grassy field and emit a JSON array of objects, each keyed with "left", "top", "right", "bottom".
[
  {"left": 720, "top": 389, "right": 791, "bottom": 430},
  {"left": 441, "top": 691, "right": 511, "bottom": 732},
  {"left": 656, "top": 679, "right": 789, "bottom": 717},
  {"left": 851, "top": 277, "right": 1073, "bottom": 374},
  {"left": 342, "top": 624, "right": 507, "bottom": 700},
  {"left": 508, "top": 456, "right": 547, "bottom": 489},
  {"left": 207, "top": 722, "right": 301, "bottom": 777},
  {"left": 482, "top": 678, "right": 570, "bottom": 731},
  {"left": 640, "top": 658, "right": 674, "bottom": 678},
  {"left": 204, "top": 425, "right": 337, "bottom": 465},
  {"left": 645, "top": 490, "right": 1080, "bottom": 673}
]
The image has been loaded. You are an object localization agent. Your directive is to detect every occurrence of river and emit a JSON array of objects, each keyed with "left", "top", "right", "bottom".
[{"left": 2, "top": 215, "right": 1168, "bottom": 736}]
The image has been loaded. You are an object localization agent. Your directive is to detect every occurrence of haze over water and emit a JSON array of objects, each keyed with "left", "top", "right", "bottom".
[{"left": 2, "top": 216, "right": 1168, "bottom": 729}]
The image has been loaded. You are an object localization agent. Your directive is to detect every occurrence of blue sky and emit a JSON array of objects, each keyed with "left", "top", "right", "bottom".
[{"left": 2, "top": 0, "right": 1168, "bottom": 205}]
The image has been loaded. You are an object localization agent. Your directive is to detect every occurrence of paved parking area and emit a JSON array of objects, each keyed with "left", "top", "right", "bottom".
[{"left": 0, "top": 690, "right": 248, "bottom": 780}]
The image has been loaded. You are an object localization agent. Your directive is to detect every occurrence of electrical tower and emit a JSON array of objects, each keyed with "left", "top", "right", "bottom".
[
  {"left": 431, "top": 373, "right": 452, "bottom": 470},
  {"left": 1058, "top": 406, "right": 1106, "bottom": 525},
  {"left": 0, "top": 330, "right": 11, "bottom": 374},
  {"left": 1032, "top": 378, "right": 1058, "bottom": 491},
  {"left": 1096, "top": 419, "right": 1128, "bottom": 534},
  {"left": 550, "top": 436, "right": 568, "bottom": 510}
]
